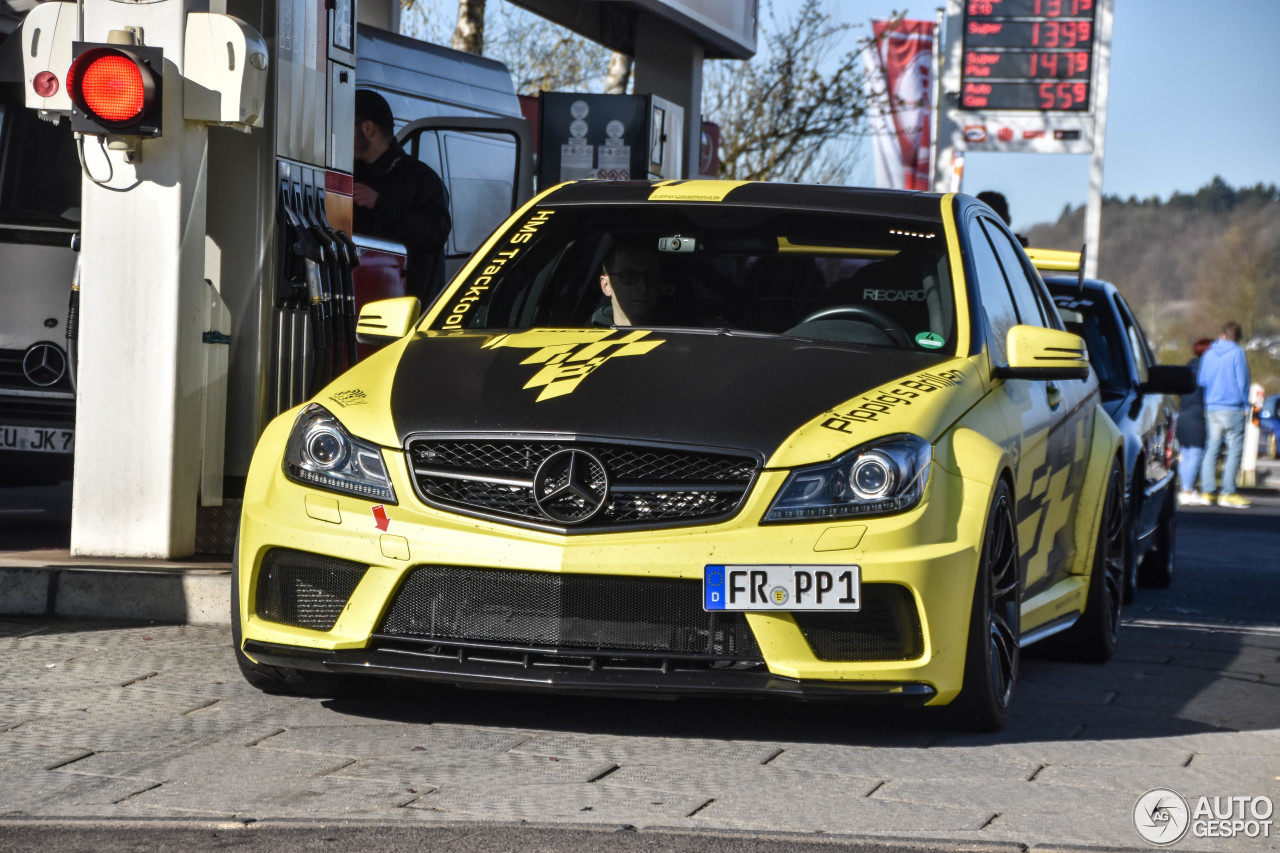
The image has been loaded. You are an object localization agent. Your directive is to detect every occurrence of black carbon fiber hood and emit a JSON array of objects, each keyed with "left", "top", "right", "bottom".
[{"left": 388, "top": 330, "right": 945, "bottom": 458}]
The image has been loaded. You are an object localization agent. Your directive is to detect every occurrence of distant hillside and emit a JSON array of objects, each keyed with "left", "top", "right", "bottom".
[{"left": 1024, "top": 177, "right": 1280, "bottom": 388}]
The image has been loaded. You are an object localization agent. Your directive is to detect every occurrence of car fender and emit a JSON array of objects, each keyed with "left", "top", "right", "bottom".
[
  {"left": 1071, "top": 405, "right": 1124, "bottom": 576},
  {"left": 768, "top": 356, "right": 986, "bottom": 469}
]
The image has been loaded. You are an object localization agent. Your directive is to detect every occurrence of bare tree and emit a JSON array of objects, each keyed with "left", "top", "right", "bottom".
[
  {"left": 1194, "top": 223, "right": 1279, "bottom": 341},
  {"left": 484, "top": 5, "right": 613, "bottom": 93},
  {"left": 603, "top": 53, "right": 633, "bottom": 95},
  {"left": 703, "top": 0, "right": 874, "bottom": 184},
  {"left": 451, "top": 0, "right": 485, "bottom": 54},
  {"left": 408, "top": 0, "right": 876, "bottom": 184}
]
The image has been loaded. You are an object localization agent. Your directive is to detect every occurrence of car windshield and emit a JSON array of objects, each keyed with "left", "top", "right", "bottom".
[{"left": 431, "top": 204, "right": 957, "bottom": 353}]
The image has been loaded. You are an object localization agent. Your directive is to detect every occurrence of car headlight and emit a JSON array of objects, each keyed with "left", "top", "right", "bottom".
[
  {"left": 283, "top": 404, "right": 396, "bottom": 503},
  {"left": 764, "top": 434, "right": 931, "bottom": 522}
]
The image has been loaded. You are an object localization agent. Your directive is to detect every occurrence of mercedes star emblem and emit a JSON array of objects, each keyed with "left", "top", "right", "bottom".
[
  {"left": 533, "top": 448, "right": 609, "bottom": 524},
  {"left": 22, "top": 342, "right": 67, "bottom": 388}
]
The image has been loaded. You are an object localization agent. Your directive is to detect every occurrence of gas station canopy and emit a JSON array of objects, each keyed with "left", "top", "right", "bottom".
[{"left": 506, "top": 0, "right": 757, "bottom": 60}]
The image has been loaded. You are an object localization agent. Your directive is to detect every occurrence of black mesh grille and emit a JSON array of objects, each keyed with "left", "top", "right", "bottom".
[
  {"left": 255, "top": 549, "right": 369, "bottom": 631},
  {"left": 407, "top": 439, "right": 759, "bottom": 532},
  {"left": 793, "top": 584, "right": 923, "bottom": 661},
  {"left": 378, "top": 566, "right": 763, "bottom": 660}
]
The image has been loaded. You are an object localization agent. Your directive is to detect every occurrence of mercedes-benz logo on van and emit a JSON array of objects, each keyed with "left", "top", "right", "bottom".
[
  {"left": 22, "top": 342, "right": 67, "bottom": 387},
  {"left": 533, "top": 448, "right": 609, "bottom": 524}
]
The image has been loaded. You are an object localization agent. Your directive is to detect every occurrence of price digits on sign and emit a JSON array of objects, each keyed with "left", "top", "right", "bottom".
[
  {"left": 966, "top": 0, "right": 1094, "bottom": 17},
  {"left": 959, "top": 0, "right": 1097, "bottom": 112},
  {"left": 964, "top": 51, "right": 1089, "bottom": 79}
]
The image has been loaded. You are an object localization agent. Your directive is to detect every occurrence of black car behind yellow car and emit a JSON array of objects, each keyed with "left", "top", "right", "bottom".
[
  {"left": 1027, "top": 251, "right": 1197, "bottom": 597},
  {"left": 235, "top": 182, "right": 1124, "bottom": 730}
]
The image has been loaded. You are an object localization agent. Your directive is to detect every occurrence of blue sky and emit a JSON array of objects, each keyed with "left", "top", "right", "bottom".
[{"left": 781, "top": 0, "right": 1280, "bottom": 229}]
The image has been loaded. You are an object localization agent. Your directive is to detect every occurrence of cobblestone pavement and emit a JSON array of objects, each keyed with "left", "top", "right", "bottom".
[{"left": 1, "top": 482, "right": 1279, "bottom": 852}]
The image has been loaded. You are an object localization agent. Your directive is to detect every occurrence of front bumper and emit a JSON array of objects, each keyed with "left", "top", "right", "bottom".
[
  {"left": 243, "top": 638, "right": 936, "bottom": 701},
  {"left": 237, "top": 419, "right": 992, "bottom": 705}
]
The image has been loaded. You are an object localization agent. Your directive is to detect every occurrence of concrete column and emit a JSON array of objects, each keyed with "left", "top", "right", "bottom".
[
  {"left": 71, "top": 0, "right": 210, "bottom": 557},
  {"left": 632, "top": 12, "right": 703, "bottom": 179}
]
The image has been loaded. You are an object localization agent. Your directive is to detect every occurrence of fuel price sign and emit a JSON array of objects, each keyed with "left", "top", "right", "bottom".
[{"left": 960, "top": 0, "right": 1098, "bottom": 112}]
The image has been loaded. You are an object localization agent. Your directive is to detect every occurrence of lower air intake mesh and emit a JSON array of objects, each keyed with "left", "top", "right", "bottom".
[
  {"left": 793, "top": 584, "right": 923, "bottom": 661},
  {"left": 255, "top": 549, "right": 368, "bottom": 631},
  {"left": 379, "top": 566, "right": 762, "bottom": 660}
]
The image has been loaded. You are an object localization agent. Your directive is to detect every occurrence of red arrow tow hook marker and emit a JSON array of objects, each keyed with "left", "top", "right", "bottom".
[{"left": 372, "top": 505, "right": 390, "bottom": 531}]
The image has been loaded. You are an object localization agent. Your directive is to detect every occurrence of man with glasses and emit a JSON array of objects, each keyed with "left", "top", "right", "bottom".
[{"left": 595, "top": 239, "right": 666, "bottom": 326}]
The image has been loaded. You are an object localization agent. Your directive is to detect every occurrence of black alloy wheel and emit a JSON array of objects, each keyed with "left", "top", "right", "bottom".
[{"left": 951, "top": 479, "right": 1021, "bottom": 731}]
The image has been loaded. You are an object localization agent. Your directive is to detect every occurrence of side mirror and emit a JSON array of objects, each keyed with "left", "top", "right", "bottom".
[
  {"left": 995, "top": 325, "right": 1091, "bottom": 381},
  {"left": 355, "top": 296, "right": 422, "bottom": 347},
  {"left": 1140, "top": 364, "right": 1198, "bottom": 396}
]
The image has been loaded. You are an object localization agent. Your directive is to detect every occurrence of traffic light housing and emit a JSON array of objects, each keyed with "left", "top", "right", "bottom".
[{"left": 66, "top": 42, "right": 163, "bottom": 137}]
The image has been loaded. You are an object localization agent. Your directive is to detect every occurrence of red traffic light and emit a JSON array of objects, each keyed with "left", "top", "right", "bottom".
[
  {"left": 67, "top": 43, "right": 162, "bottom": 136},
  {"left": 73, "top": 54, "right": 144, "bottom": 121}
]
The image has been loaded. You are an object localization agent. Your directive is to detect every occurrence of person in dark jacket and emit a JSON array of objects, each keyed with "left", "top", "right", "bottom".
[
  {"left": 1176, "top": 337, "right": 1213, "bottom": 505},
  {"left": 353, "top": 89, "right": 452, "bottom": 303}
]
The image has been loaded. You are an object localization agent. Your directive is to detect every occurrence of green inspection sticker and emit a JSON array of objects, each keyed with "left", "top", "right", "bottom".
[{"left": 915, "top": 332, "right": 945, "bottom": 349}]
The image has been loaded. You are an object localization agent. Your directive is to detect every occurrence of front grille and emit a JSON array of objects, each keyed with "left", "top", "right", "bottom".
[
  {"left": 408, "top": 438, "right": 759, "bottom": 532},
  {"left": 377, "top": 566, "right": 763, "bottom": 660},
  {"left": 793, "top": 584, "right": 923, "bottom": 661},
  {"left": 0, "top": 392, "right": 75, "bottom": 425},
  {"left": 254, "top": 549, "right": 368, "bottom": 631}
]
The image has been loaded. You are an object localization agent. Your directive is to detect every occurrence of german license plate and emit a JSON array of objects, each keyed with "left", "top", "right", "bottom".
[
  {"left": 703, "top": 565, "right": 860, "bottom": 611},
  {"left": 0, "top": 425, "right": 75, "bottom": 454}
]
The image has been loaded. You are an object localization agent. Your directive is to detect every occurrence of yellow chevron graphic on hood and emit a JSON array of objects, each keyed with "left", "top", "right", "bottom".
[{"left": 483, "top": 329, "right": 666, "bottom": 401}]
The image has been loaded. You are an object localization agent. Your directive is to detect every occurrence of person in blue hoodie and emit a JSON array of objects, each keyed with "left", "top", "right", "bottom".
[{"left": 1197, "top": 321, "right": 1252, "bottom": 508}]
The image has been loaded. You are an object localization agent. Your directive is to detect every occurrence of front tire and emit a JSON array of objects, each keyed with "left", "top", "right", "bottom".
[{"left": 950, "top": 479, "right": 1021, "bottom": 731}]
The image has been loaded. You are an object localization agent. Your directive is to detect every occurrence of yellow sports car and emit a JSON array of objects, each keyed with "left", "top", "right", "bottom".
[{"left": 234, "top": 182, "right": 1124, "bottom": 730}]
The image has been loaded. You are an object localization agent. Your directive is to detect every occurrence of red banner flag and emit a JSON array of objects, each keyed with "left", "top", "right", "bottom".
[{"left": 863, "top": 19, "right": 935, "bottom": 190}]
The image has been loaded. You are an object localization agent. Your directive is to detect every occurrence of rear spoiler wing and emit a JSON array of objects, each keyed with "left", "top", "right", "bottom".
[
  {"left": 1025, "top": 245, "right": 1087, "bottom": 290},
  {"left": 1025, "top": 248, "right": 1080, "bottom": 272}
]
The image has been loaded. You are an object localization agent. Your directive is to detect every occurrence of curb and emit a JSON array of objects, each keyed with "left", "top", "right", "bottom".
[{"left": 0, "top": 564, "right": 230, "bottom": 626}]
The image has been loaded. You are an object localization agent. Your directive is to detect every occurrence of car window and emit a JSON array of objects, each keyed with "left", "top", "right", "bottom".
[
  {"left": 965, "top": 217, "right": 1019, "bottom": 364},
  {"left": 981, "top": 219, "right": 1047, "bottom": 327},
  {"left": 1054, "top": 293, "right": 1127, "bottom": 397},
  {"left": 1113, "top": 295, "right": 1151, "bottom": 384},
  {"left": 431, "top": 205, "right": 958, "bottom": 353}
]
